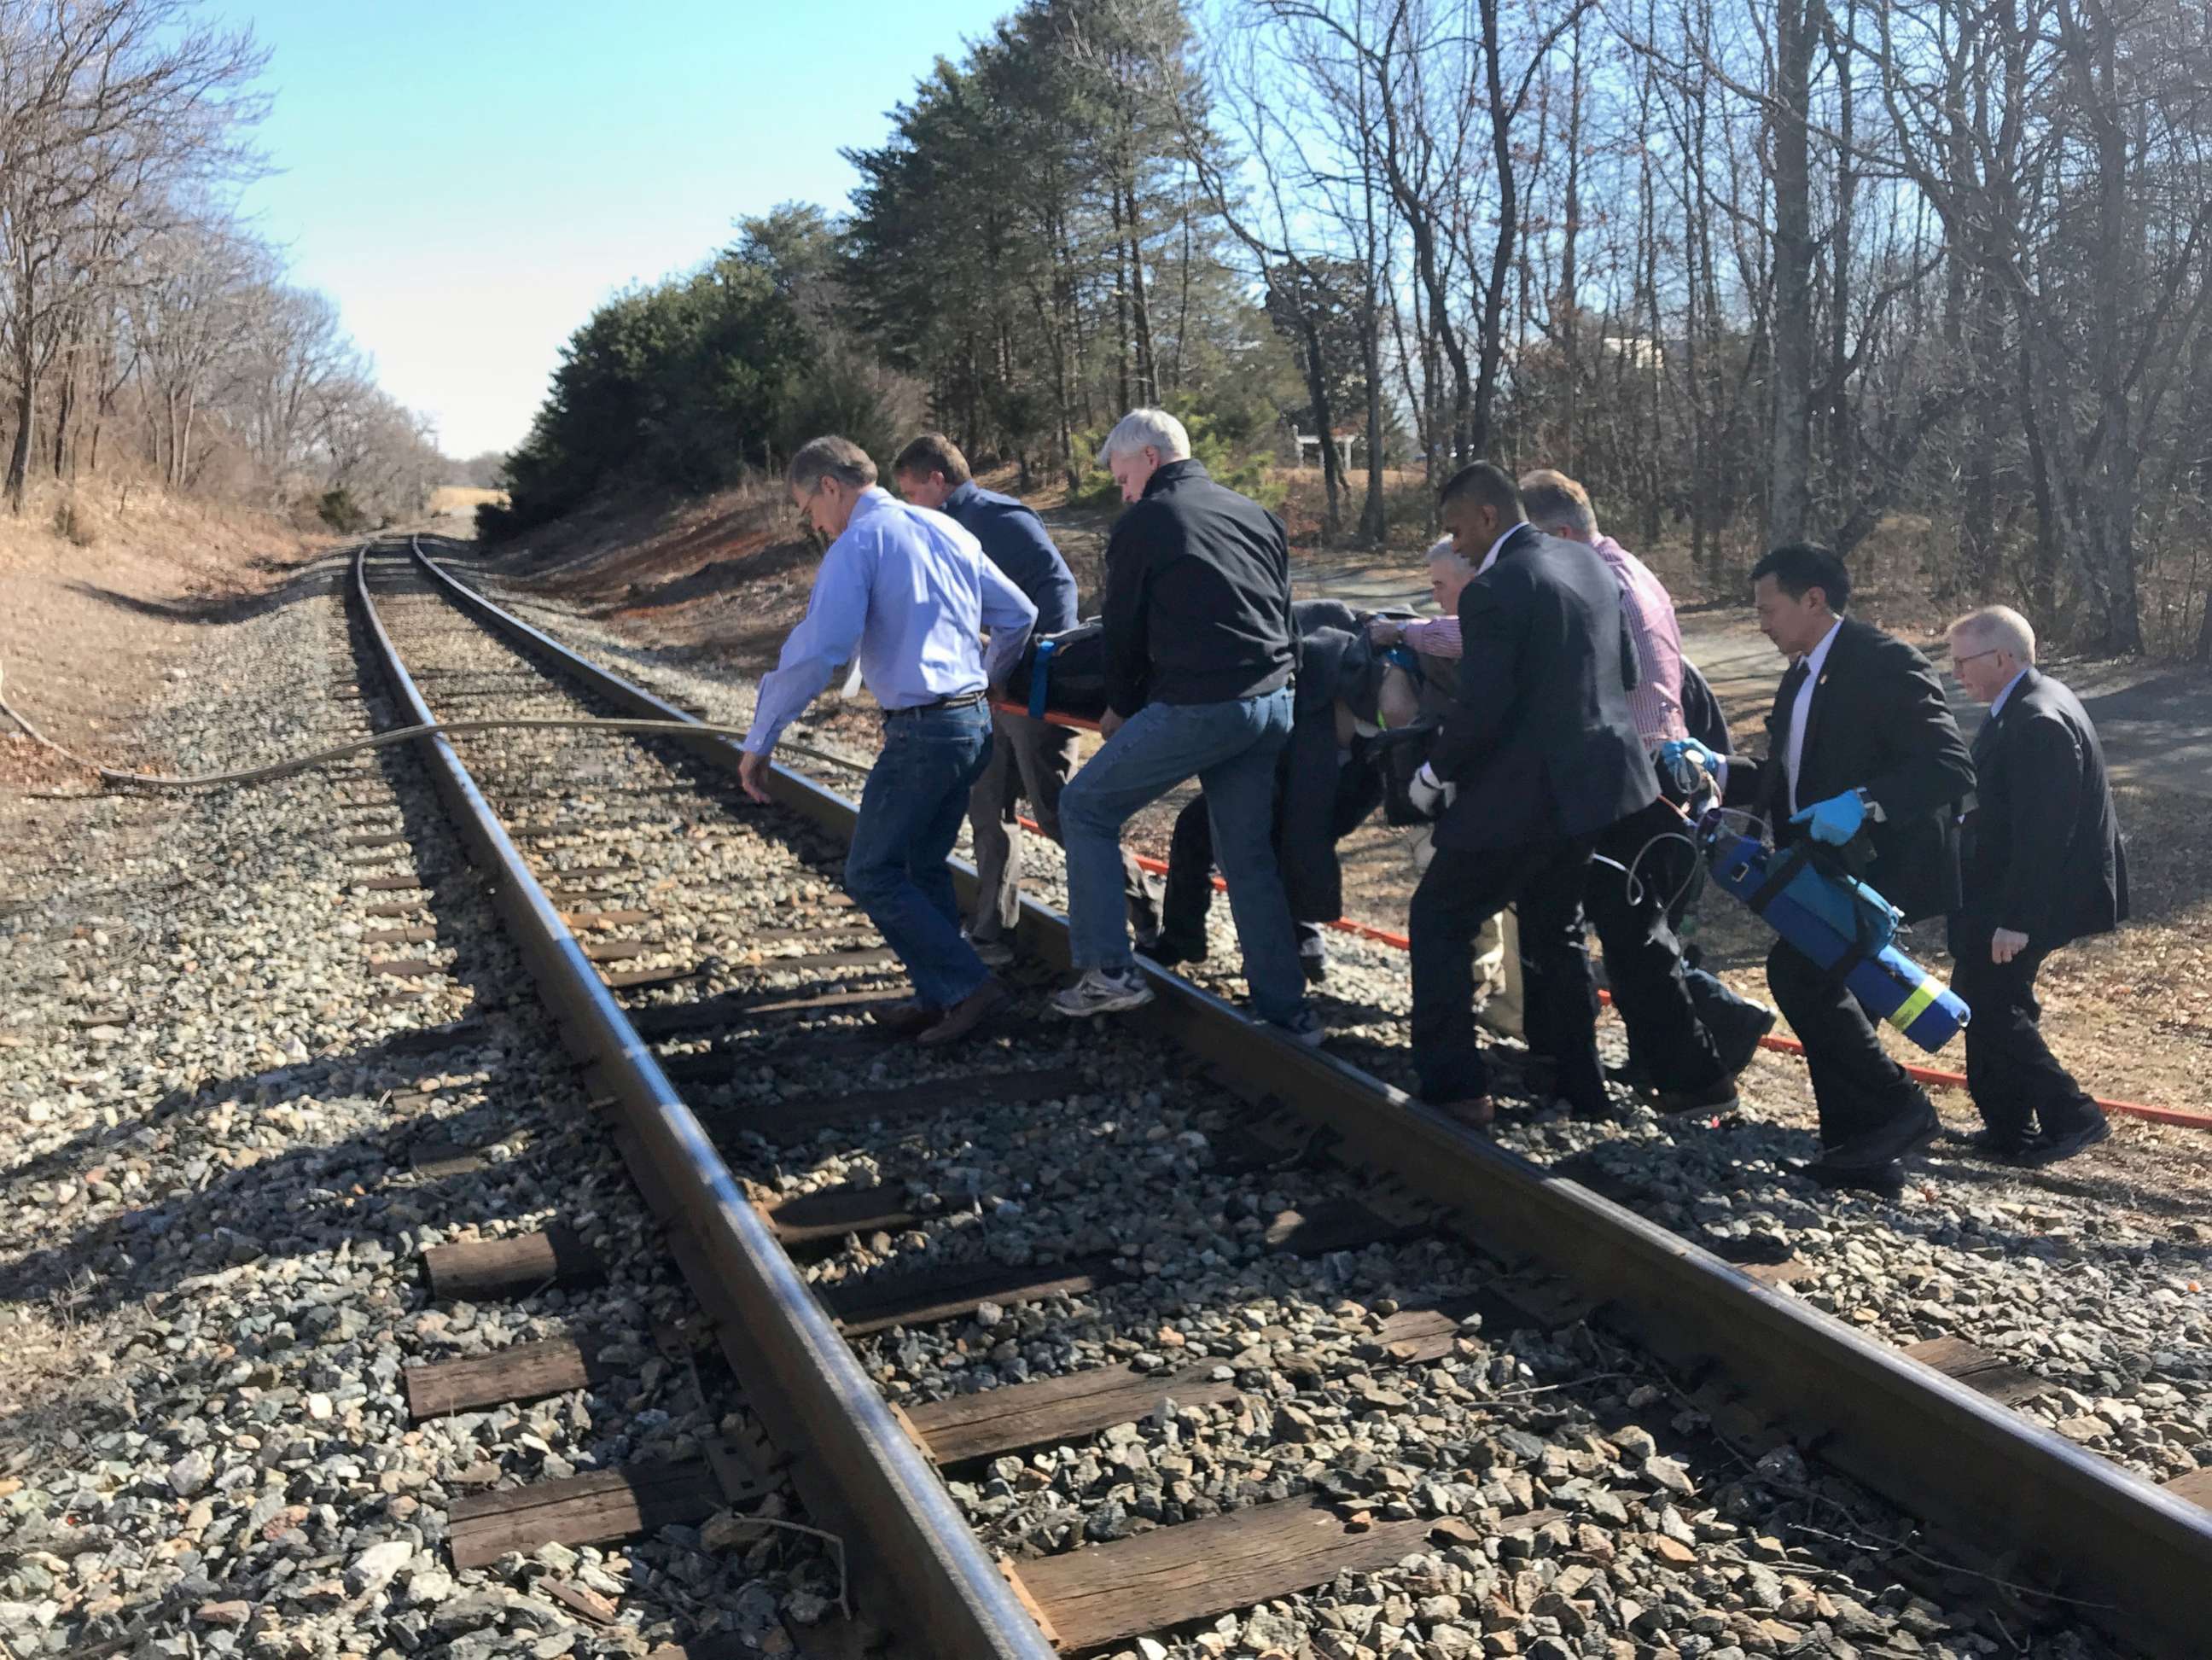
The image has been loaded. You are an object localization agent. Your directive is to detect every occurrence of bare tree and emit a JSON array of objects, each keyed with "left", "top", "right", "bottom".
[{"left": 0, "top": 0, "right": 267, "bottom": 510}]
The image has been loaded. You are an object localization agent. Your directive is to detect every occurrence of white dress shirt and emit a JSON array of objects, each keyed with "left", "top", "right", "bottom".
[
  {"left": 1475, "top": 522, "right": 1522, "bottom": 576},
  {"left": 1988, "top": 665, "right": 2030, "bottom": 720},
  {"left": 1784, "top": 617, "right": 1844, "bottom": 814}
]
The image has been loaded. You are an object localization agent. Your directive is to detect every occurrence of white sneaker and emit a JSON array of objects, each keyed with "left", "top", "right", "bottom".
[
  {"left": 1051, "top": 967, "right": 1155, "bottom": 1017},
  {"left": 1266, "top": 1007, "right": 1328, "bottom": 1047}
]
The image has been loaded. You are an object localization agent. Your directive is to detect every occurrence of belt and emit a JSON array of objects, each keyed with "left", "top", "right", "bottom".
[{"left": 882, "top": 690, "right": 987, "bottom": 719}]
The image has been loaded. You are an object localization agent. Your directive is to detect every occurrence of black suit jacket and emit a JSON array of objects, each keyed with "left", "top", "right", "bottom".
[
  {"left": 1723, "top": 616, "right": 1974, "bottom": 923},
  {"left": 1429, "top": 524, "right": 1657, "bottom": 852},
  {"left": 1957, "top": 667, "right": 2128, "bottom": 946}
]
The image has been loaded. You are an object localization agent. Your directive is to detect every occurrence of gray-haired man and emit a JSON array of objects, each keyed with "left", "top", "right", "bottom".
[
  {"left": 742, "top": 436, "right": 1037, "bottom": 1046},
  {"left": 1052, "top": 408, "right": 1319, "bottom": 1042}
]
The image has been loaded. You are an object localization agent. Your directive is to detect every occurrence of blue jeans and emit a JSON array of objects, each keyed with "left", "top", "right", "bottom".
[
  {"left": 845, "top": 702, "right": 995, "bottom": 1008},
  {"left": 1059, "top": 686, "right": 1307, "bottom": 1024}
]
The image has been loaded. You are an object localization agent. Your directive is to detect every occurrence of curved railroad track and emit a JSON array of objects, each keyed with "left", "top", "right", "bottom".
[{"left": 344, "top": 534, "right": 2211, "bottom": 1660}]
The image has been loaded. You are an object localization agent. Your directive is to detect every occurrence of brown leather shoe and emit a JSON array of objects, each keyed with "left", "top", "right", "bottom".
[
  {"left": 870, "top": 998, "right": 942, "bottom": 1039},
  {"left": 1432, "top": 1096, "right": 1495, "bottom": 1130},
  {"left": 916, "top": 977, "right": 1013, "bottom": 1047}
]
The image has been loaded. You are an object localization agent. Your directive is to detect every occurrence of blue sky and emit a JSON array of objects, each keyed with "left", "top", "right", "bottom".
[{"left": 211, "top": 0, "right": 1013, "bottom": 457}]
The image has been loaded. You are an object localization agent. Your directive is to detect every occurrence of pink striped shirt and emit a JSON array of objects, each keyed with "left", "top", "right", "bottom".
[
  {"left": 1396, "top": 533, "right": 1688, "bottom": 745},
  {"left": 1590, "top": 534, "right": 1688, "bottom": 744}
]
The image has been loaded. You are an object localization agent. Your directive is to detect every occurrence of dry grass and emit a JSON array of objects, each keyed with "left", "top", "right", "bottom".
[
  {"left": 0, "top": 473, "right": 327, "bottom": 792},
  {"left": 0, "top": 1284, "right": 137, "bottom": 1477},
  {"left": 430, "top": 485, "right": 507, "bottom": 515}
]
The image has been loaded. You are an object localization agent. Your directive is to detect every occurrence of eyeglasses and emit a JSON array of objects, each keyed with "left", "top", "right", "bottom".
[{"left": 1950, "top": 647, "right": 2002, "bottom": 669}]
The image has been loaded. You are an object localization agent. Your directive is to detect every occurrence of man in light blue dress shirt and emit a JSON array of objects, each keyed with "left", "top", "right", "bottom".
[{"left": 740, "top": 435, "right": 1038, "bottom": 1046}]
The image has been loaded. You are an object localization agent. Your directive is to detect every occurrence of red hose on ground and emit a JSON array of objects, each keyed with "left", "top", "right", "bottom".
[{"left": 994, "top": 699, "right": 2210, "bottom": 1131}]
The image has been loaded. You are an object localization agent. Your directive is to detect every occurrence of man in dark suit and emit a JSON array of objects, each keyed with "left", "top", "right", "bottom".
[
  {"left": 1405, "top": 463, "right": 1658, "bottom": 1124},
  {"left": 1944, "top": 605, "right": 2123, "bottom": 1164},
  {"left": 1666, "top": 544, "right": 1975, "bottom": 1195}
]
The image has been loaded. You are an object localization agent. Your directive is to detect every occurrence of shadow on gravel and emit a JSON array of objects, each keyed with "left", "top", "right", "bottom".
[
  {"left": 64, "top": 562, "right": 340, "bottom": 627},
  {"left": 0, "top": 690, "right": 553, "bottom": 1317}
]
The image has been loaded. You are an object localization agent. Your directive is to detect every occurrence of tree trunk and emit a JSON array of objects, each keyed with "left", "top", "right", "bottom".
[
  {"left": 1110, "top": 178, "right": 1132, "bottom": 413},
  {"left": 1559, "top": 15, "right": 1585, "bottom": 470},
  {"left": 1471, "top": 0, "right": 1516, "bottom": 459},
  {"left": 1301, "top": 311, "right": 1342, "bottom": 542},
  {"left": 1125, "top": 180, "right": 1156, "bottom": 406},
  {"left": 6, "top": 367, "right": 33, "bottom": 513},
  {"left": 1766, "top": 0, "right": 1818, "bottom": 548}
]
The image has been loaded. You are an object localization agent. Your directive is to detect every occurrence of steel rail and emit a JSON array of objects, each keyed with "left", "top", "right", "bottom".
[
  {"left": 408, "top": 535, "right": 2212, "bottom": 1657},
  {"left": 350, "top": 543, "right": 1057, "bottom": 1660}
]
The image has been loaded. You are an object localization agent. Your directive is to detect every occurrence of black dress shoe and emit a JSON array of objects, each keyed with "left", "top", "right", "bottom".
[
  {"left": 1798, "top": 1156, "right": 1906, "bottom": 1198},
  {"left": 1945, "top": 1126, "right": 2039, "bottom": 1161},
  {"left": 1714, "top": 1004, "right": 1778, "bottom": 1078},
  {"left": 870, "top": 998, "right": 943, "bottom": 1038},
  {"left": 916, "top": 976, "right": 1013, "bottom": 1047},
  {"left": 1655, "top": 1077, "right": 1740, "bottom": 1115},
  {"left": 1137, "top": 935, "right": 1208, "bottom": 970},
  {"left": 1824, "top": 1094, "right": 1941, "bottom": 1169},
  {"left": 2015, "top": 1114, "right": 2112, "bottom": 1167}
]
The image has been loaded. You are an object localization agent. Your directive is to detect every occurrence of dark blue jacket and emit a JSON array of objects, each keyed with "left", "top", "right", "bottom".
[{"left": 940, "top": 481, "right": 1080, "bottom": 635}]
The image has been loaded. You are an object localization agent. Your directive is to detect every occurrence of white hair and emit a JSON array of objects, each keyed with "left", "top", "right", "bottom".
[
  {"left": 1947, "top": 603, "right": 2037, "bottom": 665},
  {"left": 1097, "top": 407, "right": 1192, "bottom": 467},
  {"left": 1426, "top": 535, "right": 1470, "bottom": 567}
]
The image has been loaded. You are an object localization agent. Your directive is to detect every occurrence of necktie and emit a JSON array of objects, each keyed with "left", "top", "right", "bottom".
[
  {"left": 1772, "top": 658, "right": 1811, "bottom": 748},
  {"left": 1772, "top": 657, "right": 1812, "bottom": 813}
]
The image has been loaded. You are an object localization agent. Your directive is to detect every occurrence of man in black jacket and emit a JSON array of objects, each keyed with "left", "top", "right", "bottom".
[
  {"left": 1053, "top": 408, "right": 1318, "bottom": 1042},
  {"left": 1406, "top": 463, "right": 1658, "bottom": 1122},
  {"left": 1668, "top": 544, "right": 1975, "bottom": 1194},
  {"left": 1944, "top": 605, "right": 2124, "bottom": 1164}
]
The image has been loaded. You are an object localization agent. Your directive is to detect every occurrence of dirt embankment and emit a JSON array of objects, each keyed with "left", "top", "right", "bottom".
[{"left": 0, "top": 480, "right": 332, "bottom": 799}]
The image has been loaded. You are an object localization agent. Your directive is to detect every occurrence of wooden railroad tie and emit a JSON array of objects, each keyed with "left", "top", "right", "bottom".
[
  {"left": 601, "top": 964, "right": 707, "bottom": 993},
  {"left": 369, "top": 958, "right": 441, "bottom": 980},
  {"left": 905, "top": 1297, "right": 1481, "bottom": 1467},
  {"left": 421, "top": 1224, "right": 604, "bottom": 1302},
  {"left": 408, "top": 1137, "right": 492, "bottom": 1179},
  {"left": 1900, "top": 1335, "right": 2054, "bottom": 1407},
  {"left": 712, "top": 1066, "right": 1089, "bottom": 1141},
  {"left": 1011, "top": 1498, "right": 1570, "bottom": 1654},
  {"left": 405, "top": 1334, "right": 609, "bottom": 1420},
  {"left": 446, "top": 1459, "right": 736, "bottom": 1571},
  {"left": 819, "top": 1199, "right": 1417, "bottom": 1339}
]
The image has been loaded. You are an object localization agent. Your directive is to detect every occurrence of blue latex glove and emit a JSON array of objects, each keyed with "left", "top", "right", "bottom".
[
  {"left": 1791, "top": 789, "right": 1866, "bottom": 846},
  {"left": 1656, "top": 737, "right": 1720, "bottom": 795}
]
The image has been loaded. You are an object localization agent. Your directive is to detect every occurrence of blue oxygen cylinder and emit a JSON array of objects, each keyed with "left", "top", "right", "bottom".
[{"left": 1702, "top": 820, "right": 1970, "bottom": 1053}]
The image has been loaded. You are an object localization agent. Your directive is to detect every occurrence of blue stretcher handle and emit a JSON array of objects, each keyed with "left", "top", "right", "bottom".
[{"left": 1027, "top": 638, "right": 1056, "bottom": 721}]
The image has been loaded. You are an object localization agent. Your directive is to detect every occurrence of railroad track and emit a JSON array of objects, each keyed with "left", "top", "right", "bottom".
[{"left": 345, "top": 535, "right": 2212, "bottom": 1658}]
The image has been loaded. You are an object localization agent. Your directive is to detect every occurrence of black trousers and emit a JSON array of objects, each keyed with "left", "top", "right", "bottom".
[
  {"left": 1160, "top": 795, "right": 1324, "bottom": 965},
  {"left": 1586, "top": 799, "right": 1726, "bottom": 1092},
  {"left": 1412, "top": 836, "right": 1603, "bottom": 1111},
  {"left": 1947, "top": 921, "right": 2099, "bottom": 1141},
  {"left": 1766, "top": 940, "right": 1929, "bottom": 1149}
]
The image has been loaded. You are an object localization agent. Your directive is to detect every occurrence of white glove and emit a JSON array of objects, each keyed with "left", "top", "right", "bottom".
[{"left": 1408, "top": 762, "right": 1447, "bottom": 818}]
